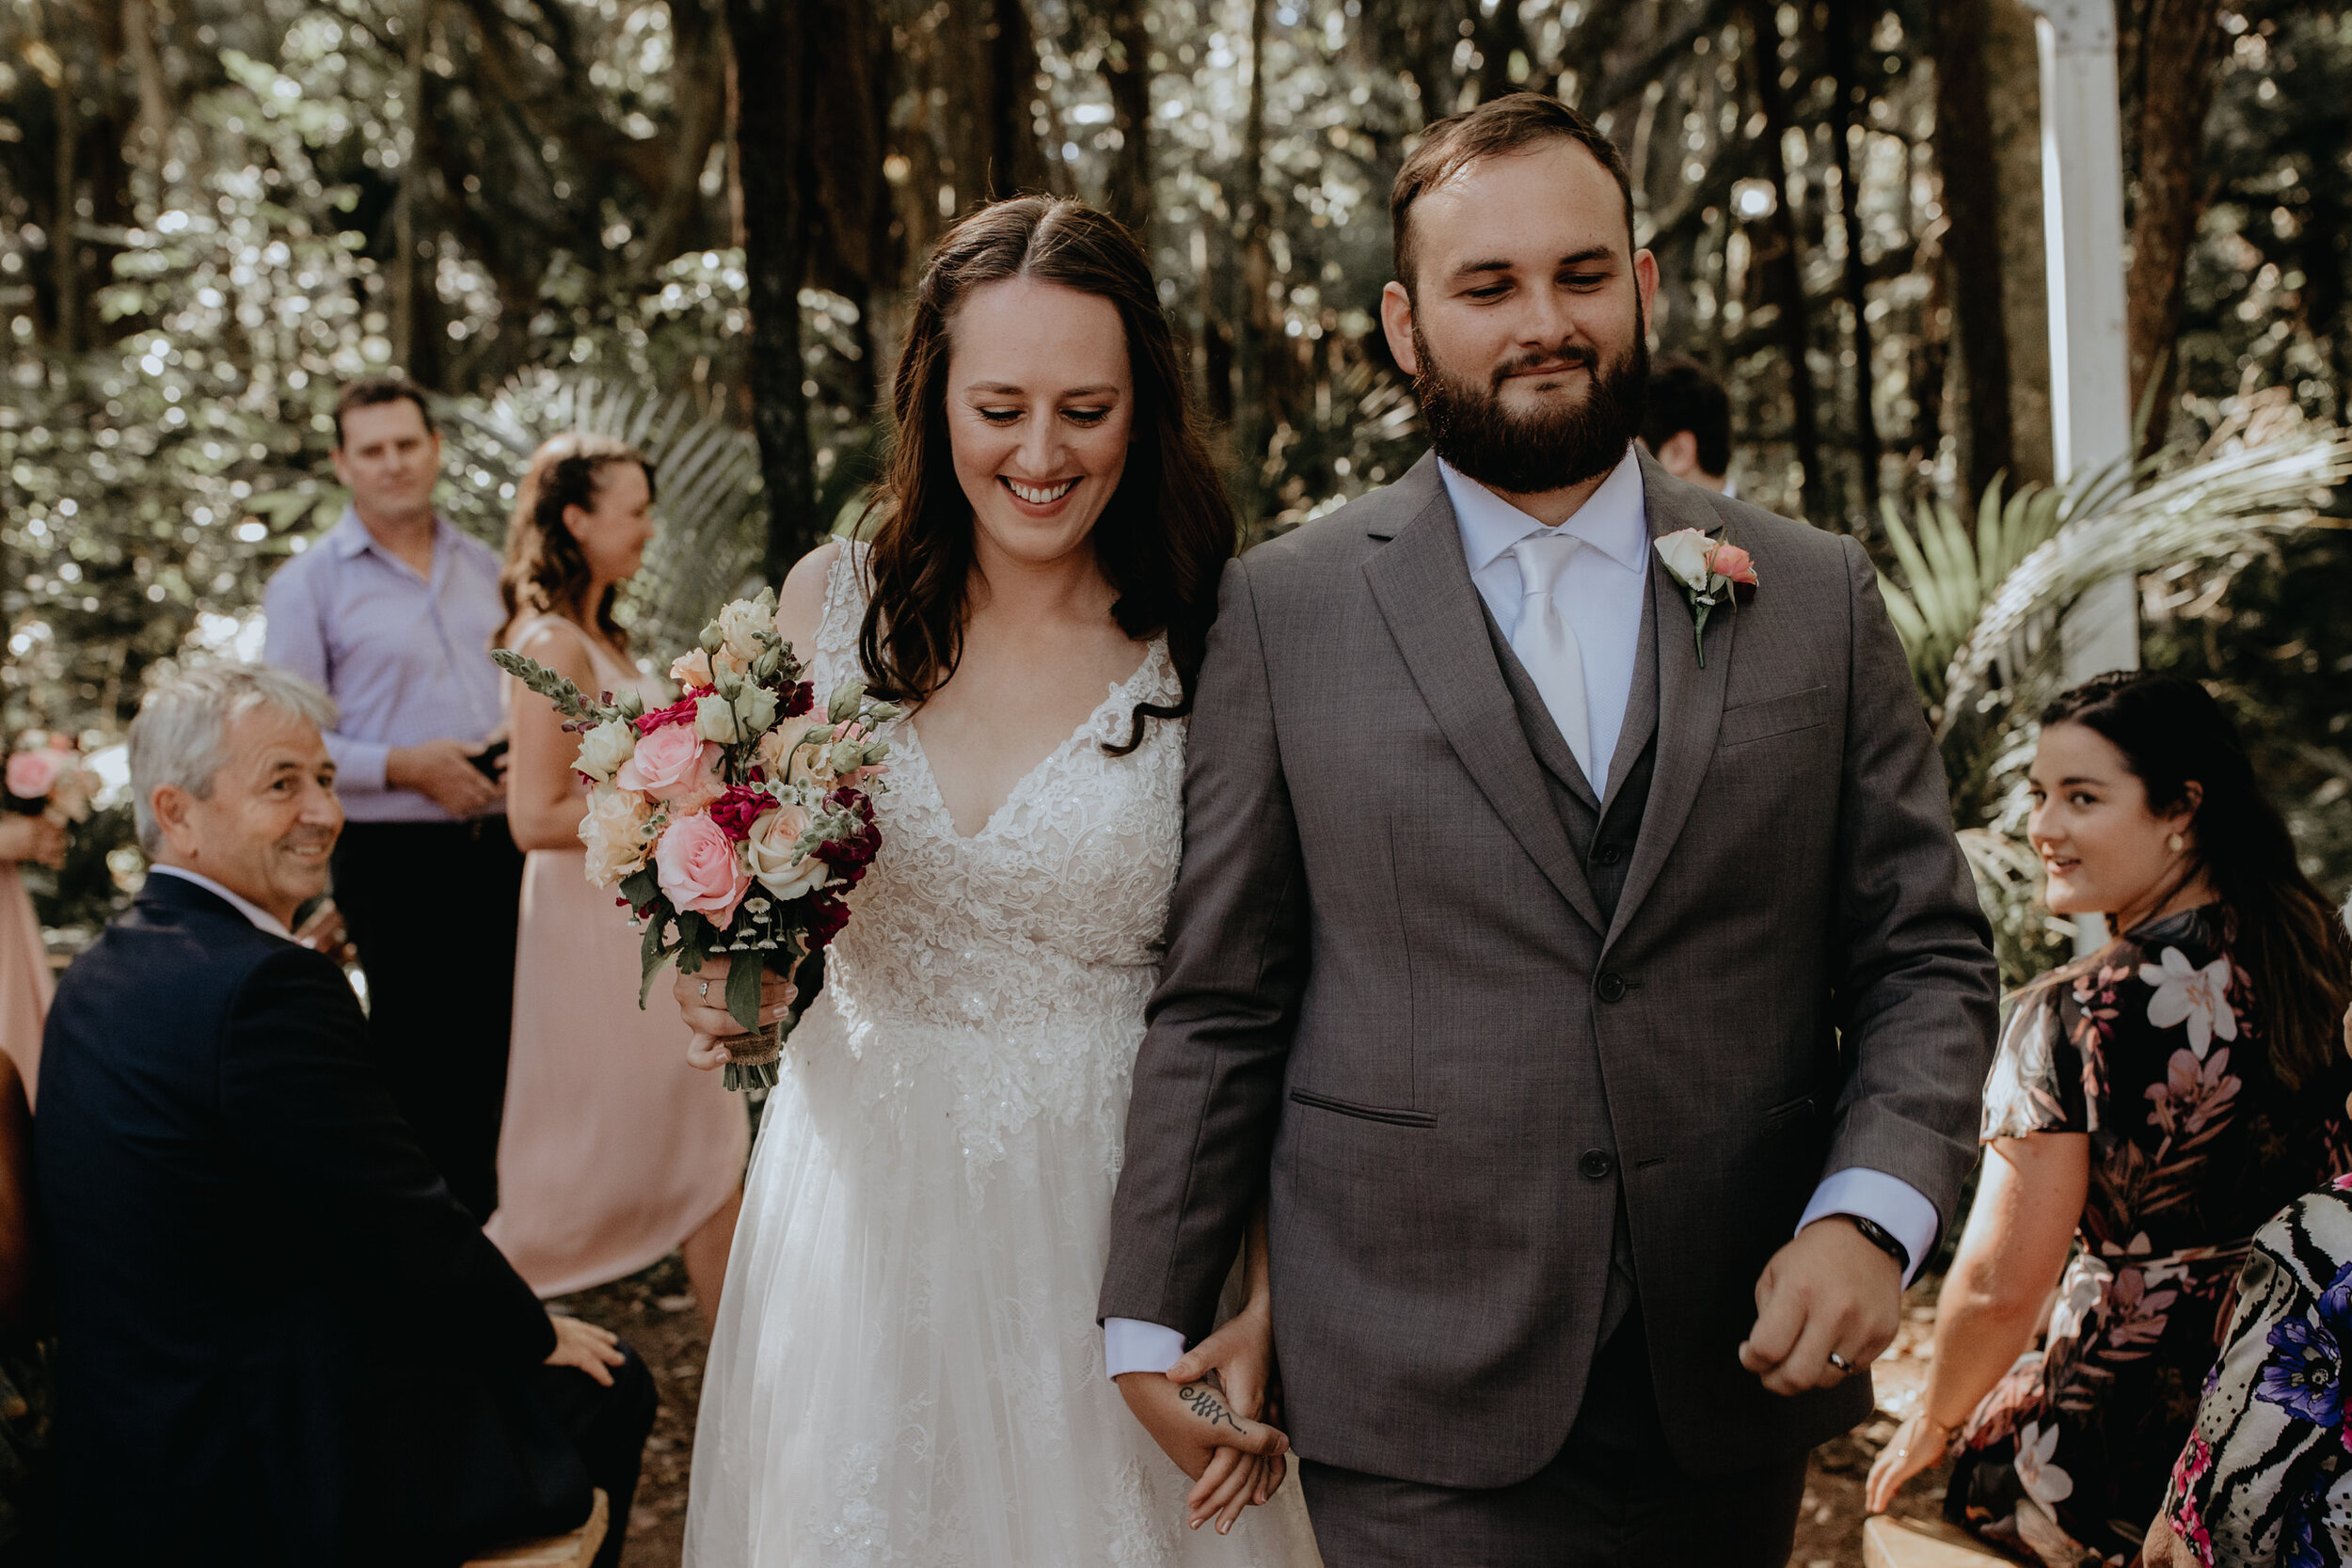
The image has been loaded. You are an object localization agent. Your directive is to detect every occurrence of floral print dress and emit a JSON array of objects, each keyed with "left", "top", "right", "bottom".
[
  {"left": 2158, "top": 1176, "right": 2352, "bottom": 1567},
  {"left": 1949, "top": 905, "right": 2352, "bottom": 1566}
]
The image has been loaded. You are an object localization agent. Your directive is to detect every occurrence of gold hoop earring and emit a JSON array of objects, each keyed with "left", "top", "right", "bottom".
[{"left": 2168, "top": 833, "right": 2185, "bottom": 852}]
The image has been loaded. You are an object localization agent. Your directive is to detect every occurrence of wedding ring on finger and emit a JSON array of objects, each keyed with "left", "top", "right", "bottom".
[
  {"left": 1826, "top": 1351, "right": 1853, "bottom": 1374},
  {"left": 699, "top": 980, "right": 710, "bottom": 997}
]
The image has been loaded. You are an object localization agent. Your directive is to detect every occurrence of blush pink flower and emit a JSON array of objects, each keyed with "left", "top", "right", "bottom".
[
  {"left": 654, "top": 812, "right": 750, "bottom": 923},
  {"left": 1708, "top": 541, "right": 1758, "bottom": 587},
  {"left": 6, "top": 749, "right": 62, "bottom": 800},
  {"left": 614, "top": 723, "right": 724, "bottom": 811}
]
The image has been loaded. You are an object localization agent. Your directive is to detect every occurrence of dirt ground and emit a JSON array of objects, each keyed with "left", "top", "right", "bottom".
[{"left": 559, "top": 1265, "right": 1953, "bottom": 1568}]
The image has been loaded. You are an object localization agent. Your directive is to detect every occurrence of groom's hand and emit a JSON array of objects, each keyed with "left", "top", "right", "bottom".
[{"left": 1738, "top": 1216, "right": 1901, "bottom": 1395}]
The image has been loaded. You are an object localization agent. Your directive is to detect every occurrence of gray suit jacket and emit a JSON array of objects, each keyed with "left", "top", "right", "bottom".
[{"left": 1100, "top": 450, "right": 1997, "bottom": 1487}]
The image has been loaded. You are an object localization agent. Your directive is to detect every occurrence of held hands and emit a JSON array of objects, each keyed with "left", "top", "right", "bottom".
[
  {"left": 387, "top": 736, "right": 504, "bottom": 818},
  {"left": 1114, "top": 1359, "right": 1291, "bottom": 1536},
  {"left": 674, "top": 954, "right": 801, "bottom": 1070},
  {"left": 1168, "top": 1307, "right": 1291, "bottom": 1527},
  {"left": 1739, "top": 1215, "right": 1902, "bottom": 1396},
  {"left": 543, "top": 1312, "right": 626, "bottom": 1386}
]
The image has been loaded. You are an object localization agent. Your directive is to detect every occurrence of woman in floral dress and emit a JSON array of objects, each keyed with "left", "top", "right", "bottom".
[
  {"left": 1866, "top": 673, "right": 2352, "bottom": 1565},
  {"left": 2147, "top": 1166, "right": 2352, "bottom": 1566}
]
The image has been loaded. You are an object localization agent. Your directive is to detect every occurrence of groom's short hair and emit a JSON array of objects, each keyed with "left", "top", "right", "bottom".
[{"left": 1391, "top": 92, "right": 1636, "bottom": 295}]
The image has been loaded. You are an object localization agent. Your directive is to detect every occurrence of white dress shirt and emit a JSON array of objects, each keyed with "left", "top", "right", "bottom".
[
  {"left": 1104, "top": 449, "right": 1937, "bottom": 1379},
  {"left": 146, "top": 864, "right": 294, "bottom": 941}
]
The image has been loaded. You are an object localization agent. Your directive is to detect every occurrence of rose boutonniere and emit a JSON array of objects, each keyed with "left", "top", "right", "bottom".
[{"left": 1653, "top": 528, "right": 1758, "bottom": 667}]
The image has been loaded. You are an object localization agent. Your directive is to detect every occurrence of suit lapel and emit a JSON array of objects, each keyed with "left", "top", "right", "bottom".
[
  {"left": 1362, "top": 456, "right": 1608, "bottom": 938},
  {"left": 1605, "top": 453, "right": 1737, "bottom": 951}
]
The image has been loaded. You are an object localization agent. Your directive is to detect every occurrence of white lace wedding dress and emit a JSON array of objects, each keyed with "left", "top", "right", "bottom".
[{"left": 685, "top": 545, "right": 1321, "bottom": 1567}]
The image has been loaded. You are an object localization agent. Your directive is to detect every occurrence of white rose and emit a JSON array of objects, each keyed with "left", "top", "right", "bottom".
[
  {"left": 694, "top": 686, "right": 778, "bottom": 745},
  {"left": 743, "top": 803, "right": 830, "bottom": 899},
  {"left": 1653, "top": 528, "right": 1716, "bottom": 593},
  {"left": 577, "top": 784, "right": 655, "bottom": 886},
  {"left": 716, "top": 596, "right": 773, "bottom": 669},
  {"left": 574, "top": 718, "right": 639, "bottom": 783}
]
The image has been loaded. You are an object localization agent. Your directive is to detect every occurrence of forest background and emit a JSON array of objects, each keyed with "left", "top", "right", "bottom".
[{"left": 1, "top": 0, "right": 2348, "bottom": 962}]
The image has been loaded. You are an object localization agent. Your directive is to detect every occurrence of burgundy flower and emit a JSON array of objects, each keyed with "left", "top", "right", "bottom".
[
  {"left": 633, "top": 695, "right": 700, "bottom": 736},
  {"left": 707, "top": 784, "right": 771, "bottom": 842},
  {"left": 799, "top": 890, "right": 851, "bottom": 950},
  {"left": 780, "top": 681, "right": 816, "bottom": 721}
]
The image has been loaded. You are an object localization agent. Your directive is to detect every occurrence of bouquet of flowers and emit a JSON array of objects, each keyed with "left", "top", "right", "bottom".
[
  {"left": 494, "top": 589, "right": 900, "bottom": 1090},
  {"left": 4, "top": 734, "right": 98, "bottom": 824}
]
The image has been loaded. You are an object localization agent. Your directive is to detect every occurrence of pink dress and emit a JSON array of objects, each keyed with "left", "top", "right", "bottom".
[
  {"left": 0, "top": 865, "right": 49, "bottom": 1106},
  {"left": 485, "top": 619, "right": 749, "bottom": 1295}
]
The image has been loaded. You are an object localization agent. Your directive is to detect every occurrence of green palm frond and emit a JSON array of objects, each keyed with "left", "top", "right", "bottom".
[
  {"left": 1937, "top": 426, "right": 2352, "bottom": 742},
  {"left": 443, "top": 372, "right": 767, "bottom": 663}
]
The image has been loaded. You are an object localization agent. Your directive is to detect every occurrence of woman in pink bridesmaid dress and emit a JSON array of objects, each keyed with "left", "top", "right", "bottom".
[
  {"left": 486, "top": 434, "right": 747, "bottom": 1327},
  {"left": 0, "top": 809, "right": 66, "bottom": 1104}
]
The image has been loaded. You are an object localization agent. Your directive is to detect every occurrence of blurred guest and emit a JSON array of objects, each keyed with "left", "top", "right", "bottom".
[
  {"left": 262, "top": 375, "right": 522, "bottom": 1219},
  {"left": 33, "top": 663, "right": 653, "bottom": 1566},
  {"left": 0, "top": 1049, "right": 50, "bottom": 1558},
  {"left": 1866, "top": 673, "right": 2352, "bottom": 1564},
  {"left": 1639, "top": 352, "right": 1733, "bottom": 493},
  {"left": 0, "top": 808, "right": 65, "bottom": 1103},
  {"left": 486, "top": 435, "right": 746, "bottom": 1327}
]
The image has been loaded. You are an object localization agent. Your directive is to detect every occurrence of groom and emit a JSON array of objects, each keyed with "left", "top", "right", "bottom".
[{"left": 1101, "top": 93, "right": 1997, "bottom": 1562}]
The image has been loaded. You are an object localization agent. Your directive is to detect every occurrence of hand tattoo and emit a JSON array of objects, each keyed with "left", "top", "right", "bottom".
[{"left": 1177, "top": 1379, "right": 1246, "bottom": 1434}]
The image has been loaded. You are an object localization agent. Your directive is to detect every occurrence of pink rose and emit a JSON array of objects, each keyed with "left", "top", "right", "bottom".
[
  {"left": 1708, "top": 541, "right": 1758, "bottom": 587},
  {"left": 654, "top": 812, "right": 751, "bottom": 923},
  {"left": 7, "top": 749, "right": 62, "bottom": 801},
  {"left": 614, "top": 723, "right": 724, "bottom": 810}
]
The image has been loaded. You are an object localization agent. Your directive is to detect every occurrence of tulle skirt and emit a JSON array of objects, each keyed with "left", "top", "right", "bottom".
[{"left": 684, "top": 991, "right": 1320, "bottom": 1568}]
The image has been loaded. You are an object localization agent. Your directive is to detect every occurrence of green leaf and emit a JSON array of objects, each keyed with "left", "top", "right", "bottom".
[
  {"left": 619, "top": 868, "right": 660, "bottom": 909},
  {"left": 725, "top": 948, "right": 765, "bottom": 1035},
  {"left": 637, "top": 911, "right": 671, "bottom": 1008}
]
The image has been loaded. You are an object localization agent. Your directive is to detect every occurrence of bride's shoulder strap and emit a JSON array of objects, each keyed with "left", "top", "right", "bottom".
[{"left": 815, "top": 536, "right": 871, "bottom": 656}]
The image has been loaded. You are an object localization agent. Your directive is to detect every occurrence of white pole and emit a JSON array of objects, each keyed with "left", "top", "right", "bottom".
[{"left": 2028, "top": 0, "right": 2138, "bottom": 952}]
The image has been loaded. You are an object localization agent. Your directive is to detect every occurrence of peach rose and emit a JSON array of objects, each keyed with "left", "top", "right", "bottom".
[
  {"left": 1708, "top": 541, "right": 1758, "bottom": 587},
  {"left": 614, "top": 723, "right": 724, "bottom": 811},
  {"left": 577, "top": 784, "right": 655, "bottom": 886},
  {"left": 654, "top": 812, "right": 750, "bottom": 922},
  {"left": 743, "top": 801, "right": 830, "bottom": 899},
  {"left": 6, "top": 749, "right": 62, "bottom": 801},
  {"left": 669, "top": 648, "right": 717, "bottom": 690}
]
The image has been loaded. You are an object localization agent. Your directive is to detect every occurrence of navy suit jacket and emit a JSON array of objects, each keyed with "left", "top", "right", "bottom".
[{"left": 34, "top": 874, "right": 561, "bottom": 1563}]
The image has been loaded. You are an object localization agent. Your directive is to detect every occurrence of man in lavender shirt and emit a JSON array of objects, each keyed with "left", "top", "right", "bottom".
[{"left": 262, "top": 376, "right": 520, "bottom": 1220}]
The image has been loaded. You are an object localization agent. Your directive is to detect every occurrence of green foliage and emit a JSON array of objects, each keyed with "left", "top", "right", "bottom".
[{"left": 1875, "top": 477, "right": 2072, "bottom": 709}]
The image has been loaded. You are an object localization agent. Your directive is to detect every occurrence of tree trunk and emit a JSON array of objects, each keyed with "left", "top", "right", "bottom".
[
  {"left": 725, "top": 0, "right": 820, "bottom": 578},
  {"left": 2124, "top": 0, "right": 2222, "bottom": 457},
  {"left": 989, "top": 0, "right": 1050, "bottom": 197},
  {"left": 390, "top": 0, "right": 430, "bottom": 379},
  {"left": 1229, "top": 0, "right": 1274, "bottom": 521},
  {"left": 44, "top": 4, "right": 82, "bottom": 356},
  {"left": 1984, "top": 0, "right": 2053, "bottom": 488},
  {"left": 635, "top": 0, "right": 725, "bottom": 275},
  {"left": 1821, "top": 0, "right": 1880, "bottom": 517},
  {"left": 1930, "top": 0, "right": 2013, "bottom": 502},
  {"left": 1740, "top": 1, "right": 1828, "bottom": 520},
  {"left": 1101, "top": 0, "right": 1152, "bottom": 244}
]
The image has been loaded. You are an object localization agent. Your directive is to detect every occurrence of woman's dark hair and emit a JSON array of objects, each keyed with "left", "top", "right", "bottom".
[
  {"left": 495, "top": 433, "right": 654, "bottom": 653},
  {"left": 857, "top": 196, "right": 1236, "bottom": 756},
  {"left": 2040, "top": 671, "right": 2352, "bottom": 1090}
]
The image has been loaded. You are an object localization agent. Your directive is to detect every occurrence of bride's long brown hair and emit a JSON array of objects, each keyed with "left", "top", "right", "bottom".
[{"left": 857, "top": 197, "right": 1235, "bottom": 755}]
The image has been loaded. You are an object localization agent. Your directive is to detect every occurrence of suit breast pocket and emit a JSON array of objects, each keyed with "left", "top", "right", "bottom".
[{"left": 1719, "top": 684, "right": 1834, "bottom": 749}]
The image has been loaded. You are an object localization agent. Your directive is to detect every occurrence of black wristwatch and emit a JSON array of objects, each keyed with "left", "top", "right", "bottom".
[{"left": 1841, "top": 1214, "right": 1911, "bottom": 1275}]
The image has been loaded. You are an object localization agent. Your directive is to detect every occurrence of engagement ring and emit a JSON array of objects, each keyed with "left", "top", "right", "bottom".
[
  {"left": 700, "top": 980, "right": 709, "bottom": 997},
  {"left": 1826, "top": 1351, "right": 1852, "bottom": 1373}
]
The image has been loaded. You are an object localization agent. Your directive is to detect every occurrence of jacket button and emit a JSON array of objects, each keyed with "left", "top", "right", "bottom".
[
  {"left": 1597, "top": 971, "right": 1629, "bottom": 1003},
  {"left": 1579, "top": 1148, "right": 1616, "bottom": 1180},
  {"left": 1595, "top": 843, "right": 1623, "bottom": 866}
]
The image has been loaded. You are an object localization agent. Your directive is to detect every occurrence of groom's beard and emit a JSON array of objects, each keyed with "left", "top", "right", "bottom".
[{"left": 1410, "top": 309, "right": 1649, "bottom": 496}]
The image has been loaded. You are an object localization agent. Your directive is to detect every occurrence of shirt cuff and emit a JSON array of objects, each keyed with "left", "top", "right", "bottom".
[
  {"left": 1800, "top": 1167, "right": 1940, "bottom": 1288},
  {"left": 1104, "top": 1318, "right": 1187, "bottom": 1379},
  {"left": 325, "top": 734, "right": 392, "bottom": 797}
]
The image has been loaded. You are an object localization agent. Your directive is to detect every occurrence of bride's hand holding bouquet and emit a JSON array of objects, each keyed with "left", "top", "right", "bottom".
[{"left": 494, "top": 587, "right": 900, "bottom": 1090}]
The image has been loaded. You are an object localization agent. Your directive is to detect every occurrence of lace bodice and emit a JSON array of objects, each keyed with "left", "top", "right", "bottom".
[{"left": 803, "top": 542, "right": 1186, "bottom": 1176}]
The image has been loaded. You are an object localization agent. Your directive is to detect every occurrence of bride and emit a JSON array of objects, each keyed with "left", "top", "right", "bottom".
[{"left": 673, "top": 196, "right": 1322, "bottom": 1566}]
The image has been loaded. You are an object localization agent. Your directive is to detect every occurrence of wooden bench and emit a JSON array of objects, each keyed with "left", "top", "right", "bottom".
[
  {"left": 462, "top": 1487, "right": 608, "bottom": 1568},
  {"left": 1862, "top": 1514, "right": 2010, "bottom": 1568}
]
